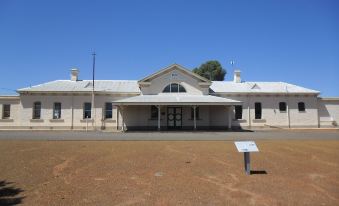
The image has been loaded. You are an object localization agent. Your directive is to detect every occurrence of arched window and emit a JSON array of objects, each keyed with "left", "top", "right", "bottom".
[{"left": 162, "top": 83, "right": 186, "bottom": 93}]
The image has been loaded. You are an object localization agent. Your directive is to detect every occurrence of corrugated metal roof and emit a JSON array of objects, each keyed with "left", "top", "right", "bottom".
[
  {"left": 210, "top": 81, "right": 319, "bottom": 94},
  {"left": 17, "top": 80, "right": 141, "bottom": 93},
  {"left": 113, "top": 94, "right": 241, "bottom": 105},
  {"left": 17, "top": 79, "right": 319, "bottom": 95}
]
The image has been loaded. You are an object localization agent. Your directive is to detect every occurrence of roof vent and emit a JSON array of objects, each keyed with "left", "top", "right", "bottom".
[
  {"left": 251, "top": 83, "right": 260, "bottom": 89},
  {"left": 233, "top": 70, "right": 241, "bottom": 83},
  {"left": 70, "top": 68, "right": 79, "bottom": 81}
]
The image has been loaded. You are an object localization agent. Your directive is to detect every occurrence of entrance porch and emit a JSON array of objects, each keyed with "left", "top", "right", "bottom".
[{"left": 112, "top": 95, "right": 241, "bottom": 131}]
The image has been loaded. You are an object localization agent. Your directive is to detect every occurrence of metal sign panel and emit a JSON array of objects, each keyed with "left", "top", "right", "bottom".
[{"left": 234, "top": 141, "right": 259, "bottom": 152}]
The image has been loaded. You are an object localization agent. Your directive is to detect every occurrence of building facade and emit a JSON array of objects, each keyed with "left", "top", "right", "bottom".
[{"left": 0, "top": 64, "right": 338, "bottom": 131}]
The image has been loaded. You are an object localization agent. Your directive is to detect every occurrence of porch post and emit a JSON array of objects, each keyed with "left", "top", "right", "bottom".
[
  {"left": 193, "top": 106, "right": 197, "bottom": 130},
  {"left": 157, "top": 105, "right": 161, "bottom": 131},
  {"left": 228, "top": 106, "right": 233, "bottom": 130},
  {"left": 121, "top": 105, "right": 125, "bottom": 132}
]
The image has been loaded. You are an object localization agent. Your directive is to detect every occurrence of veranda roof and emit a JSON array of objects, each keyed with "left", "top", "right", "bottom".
[{"left": 112, "top": 94, "right": 242, "bottom": 106}]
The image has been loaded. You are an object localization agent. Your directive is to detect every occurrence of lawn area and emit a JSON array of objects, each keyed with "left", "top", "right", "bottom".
[{"left": 0, "top": 140, "right": 338, "bottom": 205}]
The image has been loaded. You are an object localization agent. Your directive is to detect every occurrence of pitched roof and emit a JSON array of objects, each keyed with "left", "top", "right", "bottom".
[
  {"left": 138, "top": 63, "right": 210, "bottom": 83},
  {"left": 113, "top": 94, "right": 241, "bottom": 105},
  {"left": 16, "top": 79, "right": 320, "bottom": 95},
  {"left": 17, "top": 80, "right": 140, "bottom": 93},
  {"left": 210, "top": 81, "right": 319, "bottom": 94}
]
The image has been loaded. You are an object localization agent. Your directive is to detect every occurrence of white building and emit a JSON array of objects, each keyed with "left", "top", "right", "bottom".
[{"left": 0, "top": 64, "right": 338, "bottom": 131}]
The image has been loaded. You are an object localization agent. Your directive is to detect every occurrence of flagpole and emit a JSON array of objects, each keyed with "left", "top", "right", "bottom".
[{"left": 92, "top": 51, "right": 96, "bottom": 130}]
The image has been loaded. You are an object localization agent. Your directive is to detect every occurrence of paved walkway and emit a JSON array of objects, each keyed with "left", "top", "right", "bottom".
[{"left": 0, "top": 130, "right": 338, "bottom": 140}]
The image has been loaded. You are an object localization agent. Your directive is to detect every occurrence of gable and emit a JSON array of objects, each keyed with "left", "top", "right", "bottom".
[
  {"left": 138, "top": 64, "right": 211, "bottom": 95},
  {"left": 138, "top": 64, "right": 210, "bottom": 84}
]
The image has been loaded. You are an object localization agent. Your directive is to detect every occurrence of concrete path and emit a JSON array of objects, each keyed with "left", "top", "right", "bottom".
[{"left": 0, "top": 130, "right": 338, "bottom": 140}]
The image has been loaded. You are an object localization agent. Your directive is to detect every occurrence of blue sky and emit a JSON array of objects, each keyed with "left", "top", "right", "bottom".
[{"left": 0, "top": 0, "right": 338, "bottom": 96}]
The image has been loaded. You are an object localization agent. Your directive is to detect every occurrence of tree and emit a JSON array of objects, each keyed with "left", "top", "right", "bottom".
[{"left": 193, "top": 60, "right": 226, "bottom": 81}]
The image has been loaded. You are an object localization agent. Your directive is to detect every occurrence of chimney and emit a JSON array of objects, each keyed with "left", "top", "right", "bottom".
[
  {"left": 233, "top": 70, "right": 241, "bottom": 83},
  {"left": 70, "top": 68, "right": 79, "bottom": 81}
]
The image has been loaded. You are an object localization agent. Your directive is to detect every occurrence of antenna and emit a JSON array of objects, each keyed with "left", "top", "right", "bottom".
[{"left": 230, "top": 60, "right": 235, "bottom": 69}]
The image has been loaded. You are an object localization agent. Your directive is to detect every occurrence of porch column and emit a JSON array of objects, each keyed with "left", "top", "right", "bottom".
[
  {"left": 228, "top": 106, "right": 233, "bottom": 130},
  {"left": 121, "top": 105, "right": 125, "bottom": 132},
  {"left": 157, "top": 105, "right": 161, "bottom": 131},
  {"left": 193, "top": 106, "right": 197, "bottom": 130}
]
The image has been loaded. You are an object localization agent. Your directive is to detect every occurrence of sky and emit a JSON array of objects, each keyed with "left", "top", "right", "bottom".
[{"left": 0, "top": 0, "right": 338, "bottom": 96}]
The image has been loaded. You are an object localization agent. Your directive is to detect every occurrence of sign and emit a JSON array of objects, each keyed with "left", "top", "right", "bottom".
[{"left": 234, "top": 141, "right": 259, "bottom": 152}]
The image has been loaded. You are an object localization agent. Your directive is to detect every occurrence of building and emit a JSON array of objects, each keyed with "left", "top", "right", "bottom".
[{"left": 0, "top": 64, "right": 338, "bottom": 131}]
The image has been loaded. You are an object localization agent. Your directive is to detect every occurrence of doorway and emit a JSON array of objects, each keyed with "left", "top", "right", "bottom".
[{"left": 167, "top": 107, "right": 182, "bottom": 129}]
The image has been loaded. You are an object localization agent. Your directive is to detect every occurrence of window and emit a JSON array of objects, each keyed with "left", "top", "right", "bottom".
[
  {"left": 151, "top": 106, "right": 158, "bottom": 119},
  {"left": 298, "top": 102, "right": 305, "bottom": 112},
  {"left": 33, "top": 102, "right": 41, "bottom": 119},
  {"left": 83, "top": 102, "right": 91, "bottom": 119},
  {"left": 255, "top": 102, "right": 262, "bottom": 119},
  {"left": 105, "top": 103, "right": 113, "bottom": 119},
  {"left": 2, "top": 104, "right": 10, "bottom": 119},
  {"left": 279, "top": 102, "right": 286, "bottom": 112},
  {"left": 162, "top": 83, "right": 186, "bottom": 93},
  {"left": 190, "top": 107, "right": 200, "bottom": 119},
  {"left": 53, "top": 102, "right": 61, "bottom": 119},
  {"left": 234, "top": 105, "right": 242, "bottom": 120},
  {"left": 163, "top": 85, "right": 171, "bottom": 93}
]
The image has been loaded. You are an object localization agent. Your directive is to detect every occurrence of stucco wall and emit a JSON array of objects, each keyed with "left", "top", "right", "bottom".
[
  {"left": 3, "top": 94, "right": 133, "bottom": 130},
  {"left": 219, "top": 94, "right": 319, "bottom": 128},
  {"left": 140, "top": 68, "right": 209, "bottom": 95},
  {"left": 0, "top": 97, "right": 21, "bottom": 128},
  {"left": 318, "top": 99, "right": 339, "bottom": 127}
]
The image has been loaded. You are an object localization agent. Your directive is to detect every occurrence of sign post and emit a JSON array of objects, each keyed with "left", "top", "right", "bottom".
[{"left": 234, "top": 141, "right": 259, "bottom": 175}]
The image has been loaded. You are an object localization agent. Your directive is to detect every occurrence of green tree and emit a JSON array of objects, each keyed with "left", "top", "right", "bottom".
[{"left": 193, "top": 60, "right": 226, "bottom": 81}]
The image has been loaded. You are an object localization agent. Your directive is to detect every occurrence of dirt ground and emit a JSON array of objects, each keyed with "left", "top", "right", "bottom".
[{"left": 0, "top": 140, "right": 338, "bottom": 206}]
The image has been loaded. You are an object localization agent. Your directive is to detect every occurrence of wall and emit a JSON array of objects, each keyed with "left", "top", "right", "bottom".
[
  {"left": 4, "top": 93, "right": 133, "bottom": 130},
  {"left": 0, "top": 92, "right": 330, "bottom": 130},
  {"left": 318, "top": 98, "right": 339, "bottom": 128},
  {"left": 0, "top": 97, "right": 21, "bottom": 129},
  {"left": 219, "top": 94, "right": 319, "bottom": 129},
  {"left": 140, "top": 68, "right": 209, "bottom": 95}
]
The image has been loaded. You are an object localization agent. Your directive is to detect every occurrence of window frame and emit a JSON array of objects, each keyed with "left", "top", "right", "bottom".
[
  {"left": 279, "top": 102, "right": 287, "bottom": 112},
  {"left": 298, "top": 102, "right": 306, "bottom": 112},
  {"left": 32, "top": 101, "right": 42, "bottom": 119},
  {"left": 105, "top": 102, "right": 113, "bottom": 119},
  {"left": 2, "top": 104, "right": 10, "bottom": 119},
  {"left": 162, "top": 83, "right": 186, "bottom": 93},
  {"left": 83, "top": 102, "right": 92, "bottom": 119},
  {"left": 53, "top": 102, "right": 62, "bottom": 119},
  {"left": 254, "top": 102, "right": 262, "bottom": 120},
  {"left": 234, "top": 105, "right": 242, "bottom": 120}
]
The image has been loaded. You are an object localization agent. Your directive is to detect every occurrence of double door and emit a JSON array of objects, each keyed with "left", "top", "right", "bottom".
[{"left": 167, "top": 107, "right": 182, "bottom": 129}]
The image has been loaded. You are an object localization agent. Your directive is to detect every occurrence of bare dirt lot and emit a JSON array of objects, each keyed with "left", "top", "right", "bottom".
[{"left": 0, "top": 140, "right": 338, "bottom": 206}]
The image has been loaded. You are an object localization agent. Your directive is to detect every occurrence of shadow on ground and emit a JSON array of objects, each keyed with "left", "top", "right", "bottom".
[
  {"left": 0, "top": 180, "right": 24, "bottom": 206},
  {"left": 250, "top": 170, "right": 268, "bottom": 175}
]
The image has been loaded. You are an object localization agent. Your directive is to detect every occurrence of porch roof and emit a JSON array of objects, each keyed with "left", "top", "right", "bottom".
[{"left": 112, "top": 94, "right": 242, "bottom": 106}]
